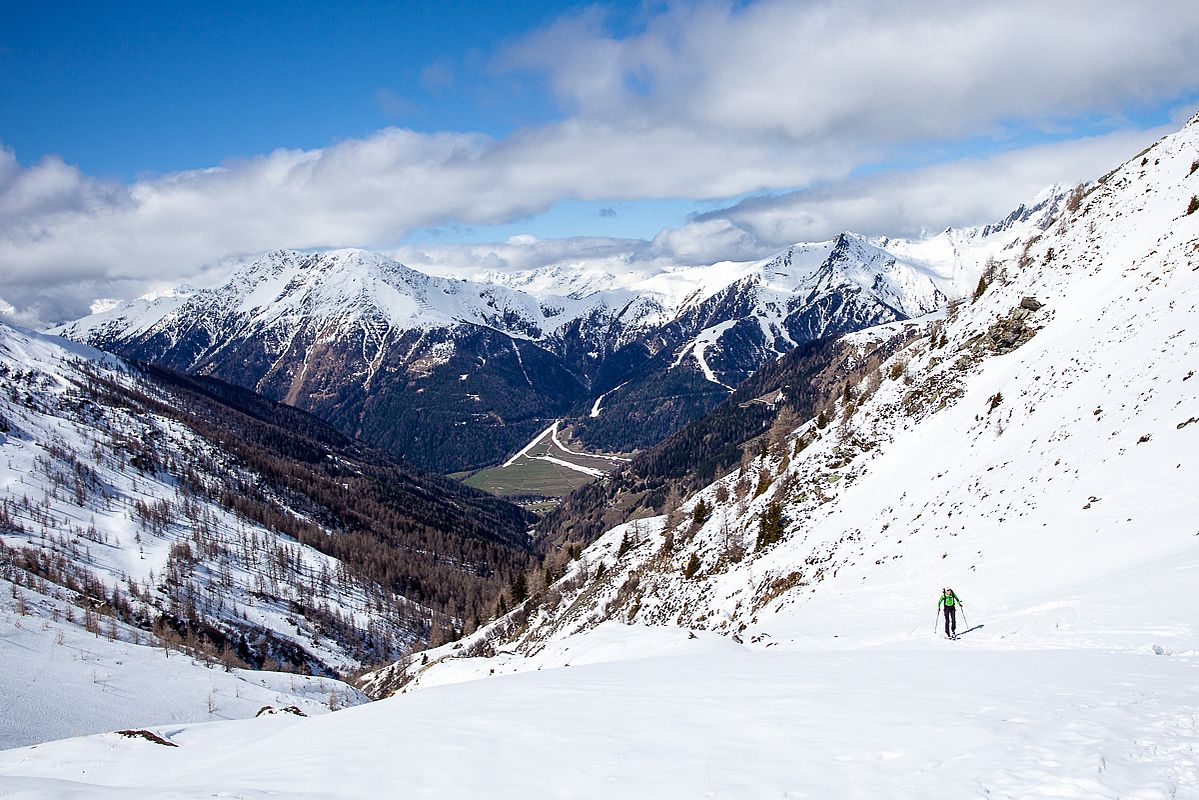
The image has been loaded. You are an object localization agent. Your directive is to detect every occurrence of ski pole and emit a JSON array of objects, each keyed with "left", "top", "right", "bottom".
[
  {"left": 933, "top": 609, "right": 940, "bottom": 636},
  {"left": 960, "top": 605, "right": 969, "bottom": 630}
]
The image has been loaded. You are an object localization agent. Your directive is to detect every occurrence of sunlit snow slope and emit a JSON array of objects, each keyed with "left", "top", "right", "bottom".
[{"left": 3, "top": 117, "right": 1197, "bottom": 799}]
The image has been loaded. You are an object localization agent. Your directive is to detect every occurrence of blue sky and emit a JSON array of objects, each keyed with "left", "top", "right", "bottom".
[
  {"left": 1, "top": 1, "right": 578, "bottom": 177},
  {"left": 1, "top": 1, "right": 715, "bottom": 242},
  {"left": 1, "top": 0, "right": 1198, "bottom": 325}
]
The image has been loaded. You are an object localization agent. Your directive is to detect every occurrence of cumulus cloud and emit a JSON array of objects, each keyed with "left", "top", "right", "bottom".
[
  {"left": 505, "top": 0, "right": 1199, "bottom": 143},
  {"left": 672, "top": 124, "right": 1180, "bottom": 253},
  {"left": 0, "top": 123, "right": 853, "bottom": 323},
  {"left": 392, "top": 235, "right": 657, "bottom": 279},
  {"left": 2, "top": 0, "right": 1197, "bottom": 325},
  {"left": 390, "top": 123, "right": 1181, "bottom": 278}
]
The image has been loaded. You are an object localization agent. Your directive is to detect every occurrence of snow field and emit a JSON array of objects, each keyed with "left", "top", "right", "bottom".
[
  {"left": 0, "top": 579, "right": 366, "bottom": 750},
  {"left": 341, "top": 115, "right": 1199, "bottom": 797},
  {"left": 1, "top": 627, "right": 1195, "bottom": 798}
]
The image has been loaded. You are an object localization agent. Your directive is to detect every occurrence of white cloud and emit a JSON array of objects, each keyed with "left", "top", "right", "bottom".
[
  {"left": 505, "top": 0, "right": 1199, "bottom": 143},
  {"left": 1, "top": 0, "right": 1197, "bottom": 326},
  {"left": 0, "top": 123, "right": 854, "bottom": 324},
  {"left": 674, "top": 124, "right": 1180, "bottom": 251},
  {"left": 392, "top": 235, "right": 657, "bottom": 278},
  {"left": 389, "top": 123, "right": 1183, "bottom": 277}
]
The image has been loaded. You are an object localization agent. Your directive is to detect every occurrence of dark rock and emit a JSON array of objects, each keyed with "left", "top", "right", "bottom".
[
  {"left": 255, "top": 705, "right": 308, "bottom": 717},
  {"left": 1019, "top": 296, "right": 1044, "bottom": 311},
  {"left": 115, "top": 729, "right": 178, "bottom": 747},
  {"left": 969, "top": 305, "right": 1039, "bottom": 356}
]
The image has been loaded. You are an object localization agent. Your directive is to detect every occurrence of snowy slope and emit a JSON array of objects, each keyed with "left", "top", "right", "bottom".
[
  {"left": 875, "top": 183, "right": 1069, "bottom": 300},
  {"left": 354, "top": 116, "right": 1198, "bottom": 793},
  {"left": 0, "top": 323, "right": 429, "bottom": 671},
  {"left": 0, "top": 326, "right": 387, "bottom": 746},
  {"left": 463, "top": 126, "right": 1197, "bottom": 659},
  {"left": 0, "top": 321, "right": 537, "bottom": 748},
  {"left": 0, "top": 583, "right": 366, "bottom": 750},
  {"left": 2, "top": 621, "right": 1195, "bottom": 798},
  {"left": 5, "top": 117, "right": 1194, "bottom": 800}
]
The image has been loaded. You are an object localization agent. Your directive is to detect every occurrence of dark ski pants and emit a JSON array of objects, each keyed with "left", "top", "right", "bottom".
[{"left": 943, "top": 605, "right": 957, "bottom": 636}]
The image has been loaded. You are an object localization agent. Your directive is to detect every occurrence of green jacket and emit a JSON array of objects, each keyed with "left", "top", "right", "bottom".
[{"left": 938, "top": 590, "right": 962, "bottom": 609}]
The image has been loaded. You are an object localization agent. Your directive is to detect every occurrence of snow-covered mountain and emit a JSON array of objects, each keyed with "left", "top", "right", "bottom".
[
  {"left": 650, "top": 232, "right": 945, "bottom": 384},
  {"left": 55, "top": 207, "right": 1059, "bottom": 472},
  {"left": 52, "top": 250, "right": 670, "bottom": 472},
  {"left": 872, "top": 182, "right": 1070, "bottom": 299},
  {"left": 442, "top": 131, "right": 1197, "bottom": 662},
  {"left": 0, "top": 322, "right": 533, "bottom": 744},
  {"left": 564, "top": 218, "right": 1057, "bottom": 453},
  {"left": 369, "top": 116, "right": 1197, "bottom": 791},
  {"left": 5, "top": 115, "right": 1197, "bottom": 799}
]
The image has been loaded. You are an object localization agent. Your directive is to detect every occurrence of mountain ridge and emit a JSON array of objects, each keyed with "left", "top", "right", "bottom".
[{"left": 54, "top": 191, "right": 1067, "bottom": 472}]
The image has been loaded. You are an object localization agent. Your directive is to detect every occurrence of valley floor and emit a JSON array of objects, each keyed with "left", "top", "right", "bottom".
[{"left": 463, "top": 419, "right": 629, "bottom": 499}]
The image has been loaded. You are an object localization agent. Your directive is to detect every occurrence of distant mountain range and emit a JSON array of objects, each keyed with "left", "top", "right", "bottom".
[{"left": 54, "top": 188, "right": 1065, "bottom": 473}]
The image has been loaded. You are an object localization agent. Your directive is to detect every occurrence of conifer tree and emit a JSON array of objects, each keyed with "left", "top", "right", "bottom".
[
  {"left": 756, "top": 500, "right": 785, "bottom": 551},
  {"left": 510, "top": 573, "right": 528, "bottom": 604}
]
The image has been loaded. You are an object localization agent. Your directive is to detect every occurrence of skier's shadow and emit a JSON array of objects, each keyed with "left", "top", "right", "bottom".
[{"left": 954, "top": 624, "right": 984, "bottom": 638}]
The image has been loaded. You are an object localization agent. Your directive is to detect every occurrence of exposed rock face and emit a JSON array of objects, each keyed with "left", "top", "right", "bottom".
[{"left": 974, "top": 302, "right": 1044, "bottom": 355}]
